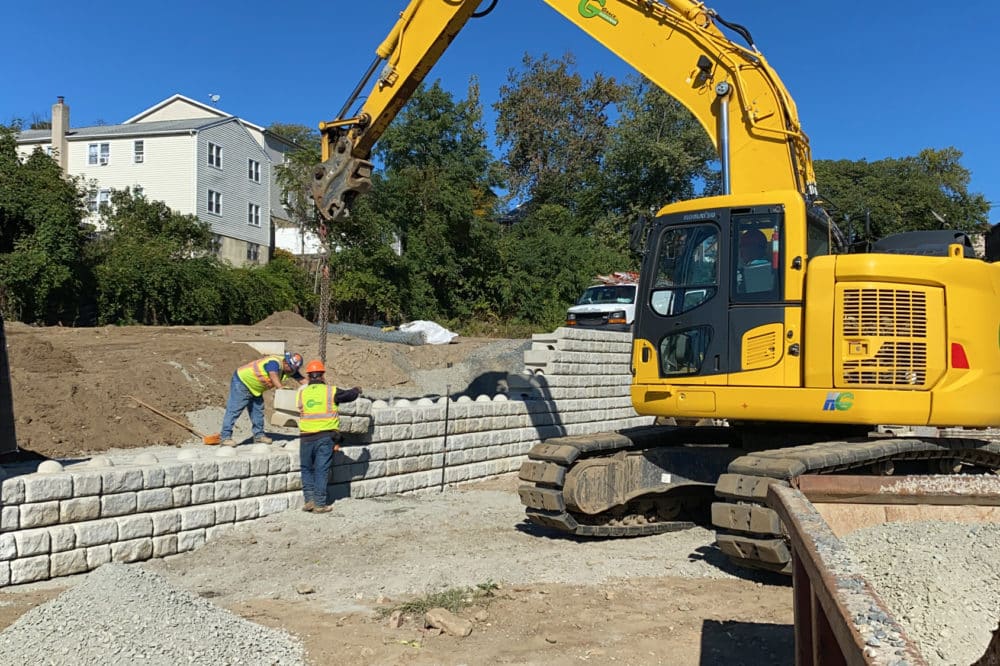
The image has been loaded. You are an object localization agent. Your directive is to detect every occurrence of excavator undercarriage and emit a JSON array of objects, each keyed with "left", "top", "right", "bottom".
[{"left": 517, "top": 425, "right": 1000, "bottom": 573}]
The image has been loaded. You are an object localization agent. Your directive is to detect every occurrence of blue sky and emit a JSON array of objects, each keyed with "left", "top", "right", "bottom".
[{"left": 3, "top": 0, "right": 997, "bottom": 221}]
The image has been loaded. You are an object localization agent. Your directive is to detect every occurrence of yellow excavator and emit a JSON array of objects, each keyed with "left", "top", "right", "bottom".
[{"left": 311, "top": 0, "right": 1000, "bottom": 573}]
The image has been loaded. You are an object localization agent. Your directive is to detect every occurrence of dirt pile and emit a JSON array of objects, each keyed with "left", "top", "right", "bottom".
[{"left": 253, "top": 310, "right": 314, "bottom": 328}]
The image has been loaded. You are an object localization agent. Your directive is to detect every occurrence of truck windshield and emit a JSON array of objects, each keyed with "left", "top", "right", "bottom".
[{"left": 577, "top": 286, "right": 635, "bottom": 305}]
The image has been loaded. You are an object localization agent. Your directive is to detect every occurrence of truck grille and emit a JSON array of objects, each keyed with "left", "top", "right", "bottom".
[{"left": 840, "top": 288, "right": 928, "bottom": 386}]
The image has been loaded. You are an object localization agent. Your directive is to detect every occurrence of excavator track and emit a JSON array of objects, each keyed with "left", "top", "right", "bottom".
[
  {"left": 518, "top": 425, "right": 737, "bottom": 537},
  {"left": 711, "top": 436, "right": 1000, "bottom": 573}
]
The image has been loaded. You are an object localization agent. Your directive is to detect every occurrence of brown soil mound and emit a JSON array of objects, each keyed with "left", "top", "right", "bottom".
[
  {"left": 8, "top": 334, "right": 82, "bottom": 374},
  {"left": 254, "top": 311, "right": 315, "bottom": 328}
]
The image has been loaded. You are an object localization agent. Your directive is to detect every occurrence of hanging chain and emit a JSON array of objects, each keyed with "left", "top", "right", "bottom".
[{"left": 316, "top": 221, "right": 330, "bottom": 364}]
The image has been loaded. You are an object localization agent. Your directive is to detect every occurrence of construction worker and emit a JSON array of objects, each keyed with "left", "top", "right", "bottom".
[
  {"left": 296, "top": 359, "right": 362, "bottom": 513},
  {"left": 220, "top": 351, "right": 306, "bottom": 447}
]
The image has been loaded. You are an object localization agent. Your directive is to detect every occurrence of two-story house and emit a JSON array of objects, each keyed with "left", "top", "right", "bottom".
[{"left": 15, "top": 95, "right": 298, "bottom": 267}]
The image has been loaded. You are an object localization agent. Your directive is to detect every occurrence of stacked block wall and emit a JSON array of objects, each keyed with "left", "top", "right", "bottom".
[{"left": 0, "top": 327, "right": 647, "bottom": 586}]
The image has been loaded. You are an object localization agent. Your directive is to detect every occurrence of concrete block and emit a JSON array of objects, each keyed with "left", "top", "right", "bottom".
[
  {"left": 273, "top": 388, "right": 298, "bottom": 412},
  {"left": 10, "top": 555, "right": 49, "bottom": 584},
  {"left": 100, "top": 492, "right": 137, "bottom": 518},
  {"left": 116, "top": 515, "right": 153, "bottom": 540},
  {"left": 59, "top": 497, "right": 101, "bottom": 523},
  {"left": 13, "top": 529, "right": 50, "bottom": 558},
  {"left": 1, "top": 478, "right": 24, "bottom": 505},
  {"left": 177, "top": 529, "right": 206, "bottom": 552},
  {"left": 215, "top": 480, "right": 241, "bottom": 502},
  {"left": 191, "top": 483, "right": 215, "bottom": 504},
  {"left": 50, "top": 525, "right": 76, "bottom": 553},
  {"left": 50, "top": 549, "right": 88, "bottom": 577},
  {"left": 101, "top": 468, "right": 144, "bottom": 494},
  {"left": 271, "top": 411, "right": 298, "bottom": 428},
  {"left": 136, "top": 488, "right": 174, "bottom": 512},
  {"left": 179, "top": 506, "right": 215, "bottom": 531},
  {"left": 247, "top": 455, "right": 270, "bottom": 476},
  {"left": 258, "top": 495, "right": 288, "bottom": 516},
  {"left": 111, "top": 538, "right": 152, "bottom": 563},
  {"left": 0, "top": 562, "right": 10, "bottom": 587},
  {"left": 0, "top": 534, "right": 14, "bottom": 561},
  {"left": 206, "top": 524, "right": 235, "bottom": 541},
  {"left": 267, "top": 455, "right": 290, "bottom": 475},
  {"left": 85, "top": 544, "right": 112, "bottom": 569},
  {"left": 216, "top": 458, "right": 250, "bottom": 480},
  {"left": 152, "top": 535, "right": 178, "bottom": 558},
  {"left": 150, "top": 510, "right": 180, "bottom": 537},
  {"left": 215, "top": 502, "right": 236, "bottom": 524},
  {"left": 23, "top": 474, "right": 74, "bottom": 503},
  {"left": 286, "top": 449, "right": 301, "bottom": 471},
  {"left": 141, "top": 466, "right": 165, "bottom": 489},
  {"left": 75, "top": 520, "right": 118, "bottom": 547},
  {"left": 172, "top": 486, "right": 192, "bottom": 507},
  {"left": 266, "top": 475, "right": 288, "bottom": 493},
  {"left": 162, "top": 463, "right": 194, "bottom": 487},
  {"left": 285, "top": 473, "right": 302, "bottom": 491},
  {"left": 234, "top": 499, "right": 259, "bottom": 522},
  {"left": 20, "top": 502, "right": 60, "bottom": 528},
  {"left": 191, "top": 460, "right": 218, "bottom": 484},
  {"left": 239, "top": 477, "right": 267, "bottom": 498}
]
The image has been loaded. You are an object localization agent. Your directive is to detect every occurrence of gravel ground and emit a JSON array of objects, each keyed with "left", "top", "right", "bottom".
[
  {"left": 842, "top": 520, "right": 1000, "bottom": 665},
  {"left": 0, "top": 563, "right": 305, "bottom": 666}
]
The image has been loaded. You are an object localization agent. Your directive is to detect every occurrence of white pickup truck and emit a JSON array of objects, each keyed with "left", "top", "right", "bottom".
[{"left": 565, "top": 276, "right": 638, "bottom": 332}]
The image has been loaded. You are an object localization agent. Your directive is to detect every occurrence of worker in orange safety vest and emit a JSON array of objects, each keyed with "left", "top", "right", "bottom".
[{"left": 296, "top": 359, "right": 362, "bottom": 513}]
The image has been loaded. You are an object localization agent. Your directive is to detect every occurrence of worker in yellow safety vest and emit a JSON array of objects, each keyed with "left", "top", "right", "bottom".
[
  {"left": 220, "top": 352, "right": 306, "bottom": 447},
  {"left": 297, "top": 359, "right": 362, "bottom": 513}
]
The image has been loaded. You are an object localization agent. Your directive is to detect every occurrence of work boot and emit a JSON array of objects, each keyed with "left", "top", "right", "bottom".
[
  {"left": 253, "top": 434, "right": 273, "bottom": 445},
  {"left": 312, "top": 504, "right": 332, "bottom": 513},
  {"left": 301, "top": 501, "right": 315, "bottom": 512},
  {"left": 221, "top": 438, "right": 236, "bottom": 447}
]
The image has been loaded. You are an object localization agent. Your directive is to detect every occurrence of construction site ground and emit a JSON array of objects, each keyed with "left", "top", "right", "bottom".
[{"left": 1, "top": 313, "right": 793, "bottom": 664}]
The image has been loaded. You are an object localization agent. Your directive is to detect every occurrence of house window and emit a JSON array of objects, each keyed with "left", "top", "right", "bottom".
[
  {"left": 247, "top": 203, "right": 261, "bottom": 227},
  {"left": 134, "top": 140, "right": 144, "bottom": 163},
  {"left": 248, "top": 159, "right": 260, "bottom": 183},
  {"left": 44, "top": 146, "right": 53, "bottom": 156},
  {"left": 88, "top": 189, "right": 111, "bottom": 214},
  {"left": 207, "top": 190, "right": 222, "bottom": 215},
  {"left": 211, "top": 234, "right": 223, "bottom": 256},
  {"left": 208, "top": 142, "right": 222, "bottom": 168},
  {"left": 246, "top": 242, "right": 260, "bottom": 262},
  {"left": 88, "top": 143, "right": 110, "bottom": 165}
]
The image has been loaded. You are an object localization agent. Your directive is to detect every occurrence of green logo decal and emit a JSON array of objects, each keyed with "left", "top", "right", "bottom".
[
  {"left": 578, "top": 0, "right": 619, "bottom": 26},
  {"left": 305, "top": 398, "right": 323, "bottom": 409}
]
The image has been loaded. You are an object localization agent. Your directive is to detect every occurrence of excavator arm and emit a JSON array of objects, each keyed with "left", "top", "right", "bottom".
[{"left": 311, "top": 0, "right": 817, "bottom": 222}]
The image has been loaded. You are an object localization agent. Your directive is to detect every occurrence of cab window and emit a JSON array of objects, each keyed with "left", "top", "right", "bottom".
[{"left": 650, "top": 223, "right": 719, "bottom": 316}]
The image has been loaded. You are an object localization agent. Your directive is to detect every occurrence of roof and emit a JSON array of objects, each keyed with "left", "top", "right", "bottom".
[
  {"left": 123, "top": 94, "right": 265, "bottom": 132},
  {"left": 17, "top": 118, "right": 230, "bottom": 144}
]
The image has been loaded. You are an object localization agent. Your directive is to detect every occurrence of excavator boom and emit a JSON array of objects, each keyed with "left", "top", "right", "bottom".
[{"left": 311, "top": 0, "right": 816, "bottom": 221}]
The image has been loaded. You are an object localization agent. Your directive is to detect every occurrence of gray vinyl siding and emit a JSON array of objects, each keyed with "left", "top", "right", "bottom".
[
  {"left": 195, "top": 120, "right": 270, "bottom": 247},
  {"left": 263, "top": 133, "right": 295, "bottom": 222}
]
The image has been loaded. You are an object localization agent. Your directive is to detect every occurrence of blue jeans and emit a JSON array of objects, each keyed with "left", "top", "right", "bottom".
[
  {"left": 300, "top": 434, "right": 336, "bottom": 507},
  {"left": 220, "top": 373, "right": 264, "bottom": 440}
]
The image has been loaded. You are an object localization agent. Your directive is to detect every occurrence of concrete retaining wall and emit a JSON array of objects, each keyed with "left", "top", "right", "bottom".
[{"left": 0, "top": 327, "right": 646, "bottom": 586}]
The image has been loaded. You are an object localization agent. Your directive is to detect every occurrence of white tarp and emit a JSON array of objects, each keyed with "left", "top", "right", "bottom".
[{"left": 399, "top": 320, "right": 459, "bottom": 345}]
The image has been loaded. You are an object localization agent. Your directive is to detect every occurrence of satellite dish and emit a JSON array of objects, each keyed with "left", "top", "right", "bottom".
[{"left": 209, "top": 94, "right": 221, "bottom": 104}]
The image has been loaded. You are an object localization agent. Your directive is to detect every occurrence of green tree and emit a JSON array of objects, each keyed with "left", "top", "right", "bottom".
[
  {"left": 815, "top": 148, "right": 991, "bottom": 243},
  {"left": 367, "top": 80, "right": 502, "bottom": 324},
  {"left": 494, "top": 53, "right": 624, "bottom": 213},
  {"left": 0, "top": 125, "right": 89, "bottom": 323}
]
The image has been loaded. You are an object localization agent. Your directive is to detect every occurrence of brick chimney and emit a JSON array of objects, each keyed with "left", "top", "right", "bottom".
[{"left": 51, "top": 96, "right": 69, "bottom": 174}]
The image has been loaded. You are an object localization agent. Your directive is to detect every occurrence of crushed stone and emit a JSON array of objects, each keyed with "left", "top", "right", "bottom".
[
  {"left": 842, "top": 520, "right": 1000, "bottom": 665},
  {"left": 0, "top": 563, "right": 305, "bottom": 665}
]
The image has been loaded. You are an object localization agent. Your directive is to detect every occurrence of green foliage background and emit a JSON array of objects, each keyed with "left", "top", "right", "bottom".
[{"left": 1, "top": 55, "right": 992, "bottom": 334}]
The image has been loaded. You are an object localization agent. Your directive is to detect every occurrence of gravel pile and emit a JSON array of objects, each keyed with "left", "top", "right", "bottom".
[
  {"left": 0, "top": 563, "right": 305, "bottom": 665},
  {"left": 842, "top": 520, "right": 1000, "bottom": 665}
]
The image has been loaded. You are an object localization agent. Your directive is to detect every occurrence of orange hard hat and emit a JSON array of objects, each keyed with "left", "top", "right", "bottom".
[{"left": 305, "top": 359, "right": 325, "bottom": 374}]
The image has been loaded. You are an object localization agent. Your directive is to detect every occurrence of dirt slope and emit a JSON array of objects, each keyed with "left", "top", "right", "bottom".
[{"left": 4, "top": 315, "right": 527, "bottom": 459}]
